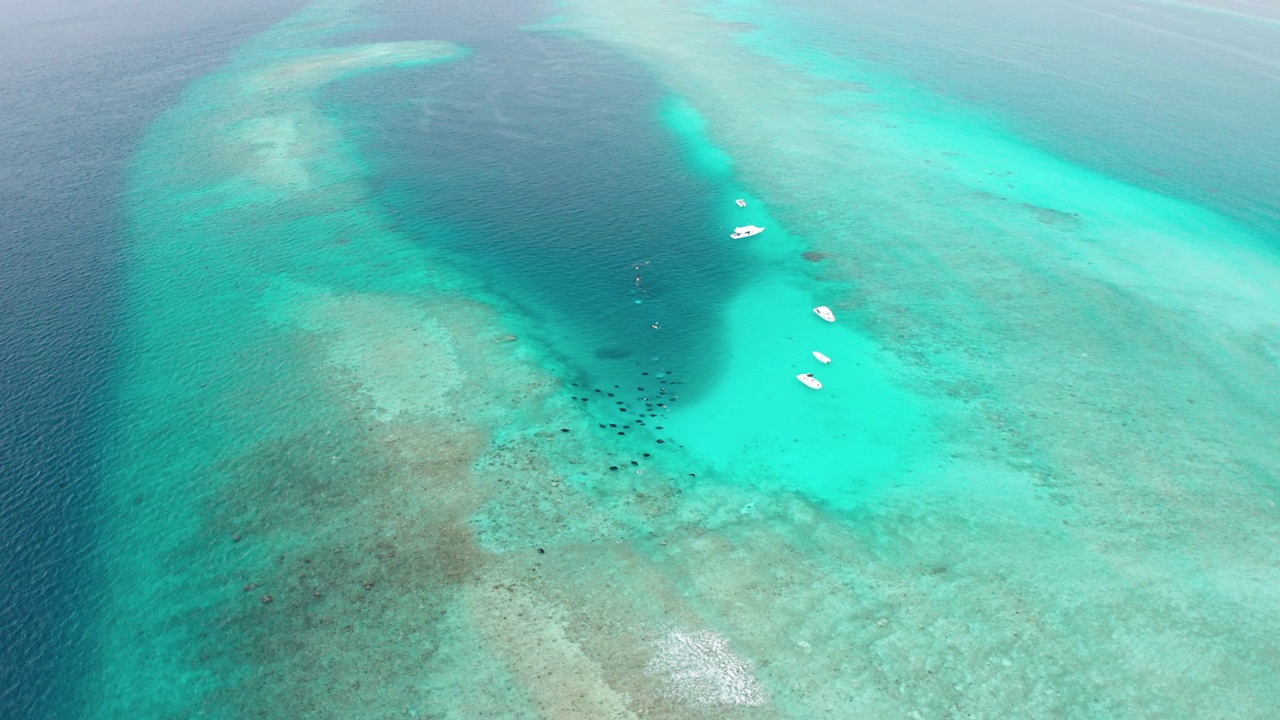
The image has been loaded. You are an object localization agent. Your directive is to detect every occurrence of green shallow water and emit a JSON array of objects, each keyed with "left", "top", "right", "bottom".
[{"left": 87, "top": 0, "right": 1280, "bottom": 717}]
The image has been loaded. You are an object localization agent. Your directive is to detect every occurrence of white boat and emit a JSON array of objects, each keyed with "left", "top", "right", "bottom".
[
  {"left": 813, "top": 351, "right": 831, "bottom": 364},
  {"left": 797, "top": 373, "right": 822, "bottom": 389},
  {"left": 735, "top": 199, "right": 747, "bottom": 208},
  {"left": 730, "top": 225, "right": 764, "bottom": 239},
  {"left": 813, "top": 305, "right": 836, "bottom": 322}
]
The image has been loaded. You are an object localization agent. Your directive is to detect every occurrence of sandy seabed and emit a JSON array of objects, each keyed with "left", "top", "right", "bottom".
[{"left": 84, "top": 0, "right": 1280, "bottom": 718}]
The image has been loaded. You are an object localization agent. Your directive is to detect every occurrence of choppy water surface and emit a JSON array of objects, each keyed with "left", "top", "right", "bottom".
[{"left": 5, "top": 0, "right": 1280, "bottom": 717}]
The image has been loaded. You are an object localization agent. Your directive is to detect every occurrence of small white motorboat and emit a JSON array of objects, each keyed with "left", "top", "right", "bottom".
[
  {"left": 735, "top": 198, "right": 747, "bottom": 208},
  {"left": 813, "top": 305, "right": 836, "bottom": 322},
  {"left": 797, "top": 373, "right": 822, "bottom": 389},
  {"left": 730, "top": 225, "right": 765, "bottom": 239},
  {"left": 813, "top": 351, "right": 831, "bottom": 364}
]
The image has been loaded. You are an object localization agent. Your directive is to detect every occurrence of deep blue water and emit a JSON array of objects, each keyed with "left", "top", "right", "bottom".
[
  {"left": 334, "top": 0, "right": 747, "bottom": 395},
  {"left": 0, "top": 2, "right": 303, "bottom": 717}
]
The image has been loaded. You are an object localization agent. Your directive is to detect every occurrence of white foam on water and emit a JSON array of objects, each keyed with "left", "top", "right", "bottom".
[{"left": 646, "top": 629, "right": 768, "bottom": 707}]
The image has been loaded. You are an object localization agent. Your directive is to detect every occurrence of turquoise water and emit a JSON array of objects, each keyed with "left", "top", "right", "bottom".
[
  {"left": 0, "top": 1, "right": 307, "bottom": 717},
  {"left": 49, "top": 0, "right": 1280, "bottom": 716},
  {"left": 782, "top": 0, "right": 1280, "bottom": 237}
]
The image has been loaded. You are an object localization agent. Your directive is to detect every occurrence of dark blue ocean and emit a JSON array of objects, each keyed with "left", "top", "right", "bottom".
[
  {"left": 0, "top": 3, "right": 304, "bottom": 716},
  {"left": 332, "top": 0, "right": 745, "bottom": 395}
]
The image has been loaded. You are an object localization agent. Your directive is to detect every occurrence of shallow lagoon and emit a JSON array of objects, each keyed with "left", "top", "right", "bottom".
[{"left": 74, "top": 0, "right": 1280, "bottom": 717}]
